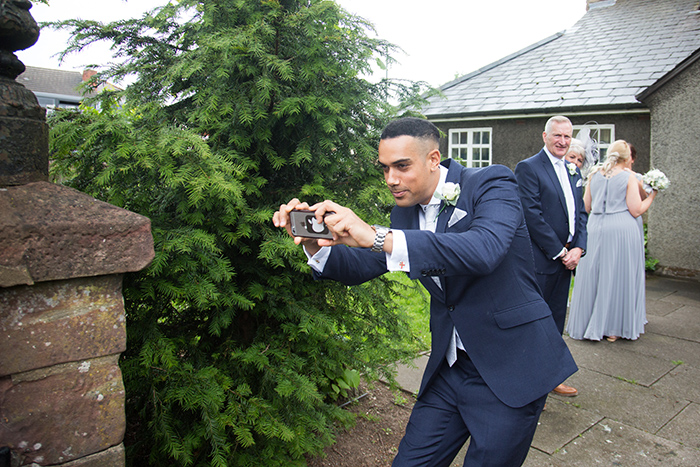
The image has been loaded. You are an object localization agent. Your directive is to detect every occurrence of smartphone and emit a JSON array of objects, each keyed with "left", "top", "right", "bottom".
[{"left": 289, "top": 210, "right": 334, "bottom": 239}]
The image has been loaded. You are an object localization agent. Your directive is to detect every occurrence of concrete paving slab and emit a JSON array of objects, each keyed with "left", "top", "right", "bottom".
[
  {"left": 564, "top": 337, "right": 675, "bottom": 387},
  {"left": 656, "top": 402, "right": 700, "bottom": 450},
  {"left": 552, "top": 419, "right": 700, "bottom": 466},
  {"left": 646, "top": 296, "right": 683, "bottom": 317},
  {"left": 652, "top": 365, "right": 700, "bottom": 403},
  {"left": 645, "top": 287, "right": 675, "bottom": 301},
  {"left": 646, "top": 276, "right": 700, "bottom": 298},
  {"left": 552, "top": 368, "right": 688, "bottom": 434},
  {"left": 393, "top": 353, "right": 427, "bottom": 396},
  {"left": 532, "top": 399, "right": 602, "bottom": 454},
  {"left": 523, "top": 447, "right": 564, "bottom": 466},
  {"left": 647, "top": 305, "right": 700, "bottom": 343},
  {"left": 614, "top": 332, "right": 700, "bottom": 368}
]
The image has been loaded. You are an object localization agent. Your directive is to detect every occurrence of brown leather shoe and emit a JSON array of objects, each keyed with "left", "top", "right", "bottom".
[{"left": 551, "top": 384, "right": 578, "bottom": 397}]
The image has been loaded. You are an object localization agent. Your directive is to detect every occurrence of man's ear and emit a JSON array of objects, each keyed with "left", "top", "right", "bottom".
[{"left": 428, "top": 148, "right": 441, "bottom": 170}]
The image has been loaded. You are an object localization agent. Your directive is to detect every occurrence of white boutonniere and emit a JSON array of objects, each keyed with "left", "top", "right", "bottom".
[
  {"left": 567, "top": 163, "right": 578, "bottom": 176},
  {"left": 435, "top": 182, "right": 461, "bottom": 215}
]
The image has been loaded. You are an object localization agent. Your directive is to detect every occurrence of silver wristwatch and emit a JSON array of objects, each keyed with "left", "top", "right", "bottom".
[{"left": 371, "top": 225, "right": 390, "bottom": 253}]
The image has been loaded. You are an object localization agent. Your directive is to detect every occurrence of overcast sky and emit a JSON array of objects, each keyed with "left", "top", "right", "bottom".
[{"left": 19, "top": 0, "right": 586, "bottom": 87}]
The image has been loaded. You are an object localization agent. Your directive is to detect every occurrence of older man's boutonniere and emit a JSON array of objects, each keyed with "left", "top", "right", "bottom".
[
  {"left": 567, "top": 163, "right": 578, "bottom": 176},
  {"left": 435, "top": 182, "right": 461, "bottom": 215}
]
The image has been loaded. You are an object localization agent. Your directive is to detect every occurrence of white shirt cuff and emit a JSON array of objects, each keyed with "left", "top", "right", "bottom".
[
  {"left": 553, "top": 247, "right": 567, "bottom": 260},
  {"left": 386, "top": 230, "right": 410, "bottom": 272},
  {"left": 305, "top": 245, "right": 331, "bottom": 273}
]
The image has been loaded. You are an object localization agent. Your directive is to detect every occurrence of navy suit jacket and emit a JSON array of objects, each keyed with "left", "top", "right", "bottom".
[
  {"left": 514, "top": 149, "right": 588, "bottom": 275},
  {"left": 314, "top": 159, "right": 577, "bottom": 408}
]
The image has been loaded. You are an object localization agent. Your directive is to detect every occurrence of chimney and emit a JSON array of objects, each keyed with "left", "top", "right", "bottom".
[{"left": 82, "top": 69, "right": 98, "bottom": 81}]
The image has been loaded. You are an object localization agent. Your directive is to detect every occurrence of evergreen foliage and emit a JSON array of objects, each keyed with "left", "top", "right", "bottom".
[{"left": 48, "top": 1, "right": 432, "bottom": 465}]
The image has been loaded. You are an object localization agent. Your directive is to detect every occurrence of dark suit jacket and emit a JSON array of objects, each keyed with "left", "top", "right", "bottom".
[
  {"left": 514, "top": 149, "right": 588, "bottom": 275},
  {"left": 314, "top": 159, "right": 577, "bottom": 408}
]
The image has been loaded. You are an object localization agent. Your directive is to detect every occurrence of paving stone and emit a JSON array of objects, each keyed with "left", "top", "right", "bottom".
[
  {"left": 652, "top": 365, "right": 700, "bottom": 404},
  {"left": 523, "top": 447, "right": 564, "bottom": 467},
  {"left": 551, "top": 419, "right": 700, "bottom": 466},
  {"left": 393, "top": 353, "right": 427, "bottom": 396},
  {"left": 532, "top": 399, "right": 602, "bottom": 455},
  {"left": 564, "top": 337, "right": 675, "bottom": 387},
  {"left": 656, "top": 402, "right": 700, "bottom": 450},
  {"left": 660, "top": 294, "right": 700, "bottom": 308},
  {"left": 647, "top": 305, "right": 700, "bottom": 344},
  {"left": 646, "top": 297, "right": 683, "bottom": 317},
  {"left": 622, "top": 333, "right": 700, "bottom": 369},
  {"left": 645, "top": 286, "right": 675, "bottom": 301},
  {"left": 551, "top": 368, "right": 687, "bottom": 434}
]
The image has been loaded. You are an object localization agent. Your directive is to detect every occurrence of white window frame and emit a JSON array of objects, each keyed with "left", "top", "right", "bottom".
[
  {"left": 448, "top": 128, "right": 492, "bottom": 167},
  {"left": 573, "top": 124, "right": 615, "bottom": 160}
]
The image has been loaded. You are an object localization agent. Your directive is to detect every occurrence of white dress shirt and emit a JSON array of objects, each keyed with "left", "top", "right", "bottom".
[{"left": 544, "top": 147, "right": 576, "bottom": 259}]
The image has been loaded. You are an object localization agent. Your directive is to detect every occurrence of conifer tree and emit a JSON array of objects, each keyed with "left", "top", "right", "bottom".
[{"left": 48, "top": 1, "right": 431, "bottom": 465}]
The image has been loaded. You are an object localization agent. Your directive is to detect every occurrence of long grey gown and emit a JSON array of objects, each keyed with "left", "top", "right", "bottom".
[{"left": 566, "top": 171, "right": 646, "bottom": 341}]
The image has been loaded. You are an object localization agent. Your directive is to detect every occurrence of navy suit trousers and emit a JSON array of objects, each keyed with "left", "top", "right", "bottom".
[
  {"left": 392, "top": 351, "right": 547, "bottom": 467},
  {"left": 536, "top": 265, "right": 572, "bottom": 335}
]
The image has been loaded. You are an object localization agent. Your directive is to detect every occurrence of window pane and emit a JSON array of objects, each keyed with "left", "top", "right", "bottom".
[
  {"left": 483, "top": 147, "right": 490, "bottom": 160},
  {"left": 460, "top": 133, "right": 468, "bottom": 145},
  {"left": 452, "top": 133, "right": 458, "bottom": 145},
  {"left": 599, "top": 128, "right": 611, "bottom": 144},
  {"left": 452, "top": 148, "right": 459, "bottom": 159},
  {"left": 460, "top": 148, "right": 468, "bottom": 160}
]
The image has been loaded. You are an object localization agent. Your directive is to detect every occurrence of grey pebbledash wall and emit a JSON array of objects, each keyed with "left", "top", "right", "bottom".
[{"left": 639, "top": 55, "right": 700, "bottom": 278}]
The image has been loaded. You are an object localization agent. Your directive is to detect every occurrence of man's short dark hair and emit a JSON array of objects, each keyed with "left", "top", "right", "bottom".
[{"left": 381, "top": 117, "right": 440, "bottom": 144}]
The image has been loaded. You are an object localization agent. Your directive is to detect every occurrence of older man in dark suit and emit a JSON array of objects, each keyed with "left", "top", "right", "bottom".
[
  {"left": 514, "top": 115, "right": 587, "bottom": 398},
  {"left": 274, "top": 117, "right": 577, "bottom": 466}
]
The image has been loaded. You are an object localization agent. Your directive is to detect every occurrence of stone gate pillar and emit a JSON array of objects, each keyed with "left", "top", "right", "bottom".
[{"left": 0, "top": 1, "right": 154, "bottom": 466}]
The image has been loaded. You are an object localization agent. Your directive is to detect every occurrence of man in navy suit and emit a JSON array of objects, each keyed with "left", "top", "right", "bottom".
[
  {"left": 515, "top": 116, "right": 587, "bottom": 398},
  {"left": 274, "top": 117, "right": 577, "bottom": 466}
]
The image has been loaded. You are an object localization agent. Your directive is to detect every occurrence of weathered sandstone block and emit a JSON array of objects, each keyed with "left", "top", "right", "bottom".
[
  {"left": 0, "top": 275, "right": 126, "bottom": 376},
  {"left": 0, "top": 181, "right": 154, "bottom": 287},
  {"left": 0, "top": 354, "right": 125, "bottom": 465}
]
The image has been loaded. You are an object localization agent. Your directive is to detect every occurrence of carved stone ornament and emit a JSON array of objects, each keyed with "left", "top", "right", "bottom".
[
  {"left": 0, "top": 0, "right": 48, "bottom": 186},
  {"left": 0, "top": 0, "right": 40, "bottom": 79}
]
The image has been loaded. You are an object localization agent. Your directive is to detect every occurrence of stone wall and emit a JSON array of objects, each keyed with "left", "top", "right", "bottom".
[
  {"left": 0, "top": 3, "right": 155, "bottom": 459},
  {"left": 0, "top": 183, "right": 154, "bottom": 466}
]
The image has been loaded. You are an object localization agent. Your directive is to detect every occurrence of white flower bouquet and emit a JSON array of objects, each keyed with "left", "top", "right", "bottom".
[{"left": 642, "top": 168, "right": 670, "bottom": 192}]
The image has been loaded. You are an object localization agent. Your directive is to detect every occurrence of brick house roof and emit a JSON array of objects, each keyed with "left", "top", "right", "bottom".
[{"left": 422, "top": 0, "right": 700, "bottom": 118}]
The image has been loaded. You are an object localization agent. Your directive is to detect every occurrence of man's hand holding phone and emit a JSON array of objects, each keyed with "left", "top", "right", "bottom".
[{"left": 273, "top": 199, "right": 384, "bottom": 252}]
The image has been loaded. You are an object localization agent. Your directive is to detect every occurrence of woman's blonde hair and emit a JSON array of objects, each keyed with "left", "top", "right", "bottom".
[{"left": 597, "top": 139, "right": 631, "bottom": 175}]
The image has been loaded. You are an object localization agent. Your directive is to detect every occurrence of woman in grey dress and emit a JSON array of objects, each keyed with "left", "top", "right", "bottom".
[{"left": 566, "top": 140, "right": 658, "bottom": 342}]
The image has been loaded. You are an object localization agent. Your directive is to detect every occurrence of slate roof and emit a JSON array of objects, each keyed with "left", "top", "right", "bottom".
[
  {"left": 423, "top": 0, "right": 700, "bottom": 119},
  {"left": 18, "top": 66, "right": 87, "bottom": 97},
  {"left": 17, "top": 66, "right": 120, "bottom": 98}
]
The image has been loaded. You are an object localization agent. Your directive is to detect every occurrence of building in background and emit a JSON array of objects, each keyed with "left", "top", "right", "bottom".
[
  {"left": 419, "top": 0, "right": 700, "bottom": 278},
  {"left": 17, "top": 66, "right": 120, "bottom": 110}
]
